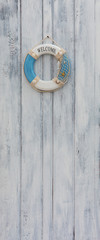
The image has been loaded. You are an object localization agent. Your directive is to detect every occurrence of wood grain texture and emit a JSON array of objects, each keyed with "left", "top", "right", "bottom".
[
  {"left": 53, "top": 0, "right": 75, "bottom": 239},
  {"left": 0, "top": 0, "right": 100, "bottom": 239},
  {"left": 94, "top": 0, "right": 100, "bottom": 239},
  {"left": 75, "top": 0, "right": 95, "bottom": 239},
  {"left": 0, "top": 0, "right": 20, "bottom": 239},
  {"left": 21, "top": 1, "right": 43, "bottom": 239},
  {"left": 42, "top": 1, "right": 53, "bottom": 239}
]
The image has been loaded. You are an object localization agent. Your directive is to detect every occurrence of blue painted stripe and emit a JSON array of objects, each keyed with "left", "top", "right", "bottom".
[{"left": 24, "top": 54, "right": 36, "bottom": 83}]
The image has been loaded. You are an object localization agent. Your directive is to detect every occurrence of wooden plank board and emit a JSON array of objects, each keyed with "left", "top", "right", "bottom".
[
  {"left": 42, "top": 1, "right": 53, "bottom": 239},
  {"left": 75, "top": 0, "right": 95, "bottom": 239},
  {"left": 1, "top": 0, "right": 100, "bottom": 239},
  {"left": 21, "top": 1, "right": 43, "bottom": 239},
  {"left": 94, "top": 0, "right": 100, "bottom": 238},
  {"left": 0, "top": 0, "right": 20, "bottom": 239},
  {"left": 53, "top": 0, "right": 75, "bottom": 239}
]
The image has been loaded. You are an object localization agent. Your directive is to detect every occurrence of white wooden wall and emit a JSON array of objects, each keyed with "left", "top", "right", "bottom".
[{"left": 0, "top": 0, "right": 100, "bottom": 239}]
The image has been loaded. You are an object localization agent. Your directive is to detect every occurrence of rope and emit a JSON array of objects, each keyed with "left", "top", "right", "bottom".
[{"left": 32, "top": 35, "right": 61, "bottom": 48}]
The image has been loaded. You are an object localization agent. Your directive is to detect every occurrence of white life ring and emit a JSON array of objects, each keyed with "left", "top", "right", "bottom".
[{"left": 24, "top": 43, "right": 70, "bottom": 92}]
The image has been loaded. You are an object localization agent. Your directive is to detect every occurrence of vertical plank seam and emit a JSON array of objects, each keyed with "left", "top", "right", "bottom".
[
  {"left": 74, "top": 0, "right": 76, "bottom": 239},
  {"left": 51, "top": 0, "right": 54, "bottom": 232},
  {"left": 41, "top": 90, "right": 44, "bottom": 240},
  {"left": 19, "top": 0, "right": 22, "bottom": 239},
  {"left": 93, "top": 0, "right": 96, "bottom": 237},
  {"left": 41, "top": 0, "right": 44, "bottom": 239}
]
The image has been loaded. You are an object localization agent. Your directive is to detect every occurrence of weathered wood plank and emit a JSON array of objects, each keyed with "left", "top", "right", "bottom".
[
  {"left": 53, "top": 0, "right": 75, "bottom": 239},
  {"left": 42, "top": 1, "right": 53, "bottom": 239},
  {"left": 0, "top": 0, "right": 20, "bottom": 239},
  {"left": 1, "top": 0, "right": 100, "bottom": 239},
  {"left": 94, "top": 0, "right": 100, "bottom": 238},
  {"left": 21, "top": 1, "right": 43, "bottom": 239},
  {"left": 75, "top": 0, "right": 95, "bottom": 239}
]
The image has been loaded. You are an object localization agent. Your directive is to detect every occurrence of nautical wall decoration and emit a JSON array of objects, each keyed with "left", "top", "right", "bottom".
[{"left": 24, "top": 36, "right": 70, "bottom": 92}]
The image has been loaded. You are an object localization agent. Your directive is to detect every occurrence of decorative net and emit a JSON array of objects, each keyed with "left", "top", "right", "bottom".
[{"left": 57, "top": 53, "right": 70, "bottom": 83}]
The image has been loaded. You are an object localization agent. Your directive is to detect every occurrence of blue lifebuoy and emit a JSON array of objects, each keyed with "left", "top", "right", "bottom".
[
  {"left": 24, "top": 43, "right": 70, "bottom": 92},
  {"left": 24, "top": 54, "right": 36, "bottom": 83}
]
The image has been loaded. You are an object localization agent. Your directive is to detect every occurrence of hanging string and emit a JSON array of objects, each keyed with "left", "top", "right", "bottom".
[{"left": 32, "top": 35, "right": 61, "bottom": 49}]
